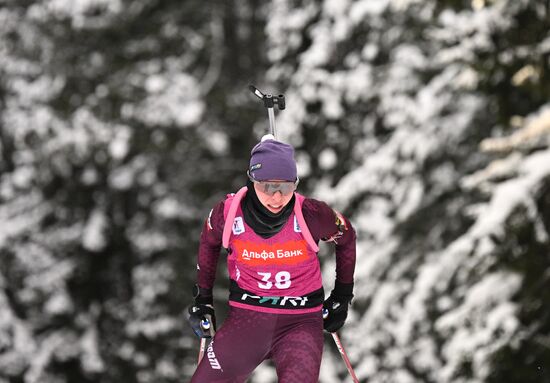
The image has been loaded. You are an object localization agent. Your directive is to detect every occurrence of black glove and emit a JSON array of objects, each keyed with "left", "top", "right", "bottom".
[
  {"left": 322, "top": 281, "right": 353, "bottom": 333},
  {"left": 187, "top": 284, "right": 216, "bottom": 338}
]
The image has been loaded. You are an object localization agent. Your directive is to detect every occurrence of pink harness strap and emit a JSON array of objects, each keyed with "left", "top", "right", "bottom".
[
  {"left": 222, "top": 188, "right": 319, "bottom": 253},
  {"left": 293, "top": 194, "right": 319, "bottom": 253},
  {"left": 222, "top": 186, "right": 248, "bottom": 249}
]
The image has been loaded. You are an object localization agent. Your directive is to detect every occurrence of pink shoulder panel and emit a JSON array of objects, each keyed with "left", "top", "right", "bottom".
[
  {"left": 294, "top": 193, "right": 319, "bottom": 253},
  {"left": 222, "top": 186, "right": 248, "bottom": 248}
]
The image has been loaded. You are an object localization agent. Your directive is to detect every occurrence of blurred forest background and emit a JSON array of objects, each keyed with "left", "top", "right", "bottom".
[{"left": 0, "top": 0, "right": 549, "bottom": 382}]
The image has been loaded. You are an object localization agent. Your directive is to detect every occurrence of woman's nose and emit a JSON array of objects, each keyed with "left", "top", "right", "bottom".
[{"left": 272, "top": 191, "right": 283, "bottom": 201}]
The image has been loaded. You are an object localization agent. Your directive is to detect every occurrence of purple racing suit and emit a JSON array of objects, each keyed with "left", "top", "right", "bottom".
[
  {"left": 190, "top": 307, "right": 323, "bottom": 383},
  {"left": 191, "top": 189, "right": 356, "bottom": 382}
]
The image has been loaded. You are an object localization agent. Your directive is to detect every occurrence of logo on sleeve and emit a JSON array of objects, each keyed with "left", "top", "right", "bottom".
[
  {"left": 232, "top": 217, "right": 245, "bottom": 235},
  {"left": 207, "top": 209, "right": 213, "bottom": 230}
]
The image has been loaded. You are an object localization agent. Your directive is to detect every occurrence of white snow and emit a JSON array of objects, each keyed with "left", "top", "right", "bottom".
[
  {"left": 82, "top": 209, "right": 108, "bottom": 251},
  {"left": 132, "top": 73, "right": 205, "bottom": 128},
  {"left": 1, "top": 0, "right": 548, "bottom": 382}
]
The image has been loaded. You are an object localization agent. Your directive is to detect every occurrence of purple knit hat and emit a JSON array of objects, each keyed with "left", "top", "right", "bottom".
[{"left": 249, "top": 135, "right": 297, "bottom": 182}]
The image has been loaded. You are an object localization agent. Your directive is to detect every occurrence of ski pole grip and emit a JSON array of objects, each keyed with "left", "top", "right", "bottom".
[
  {"left": 201, "top": 318, "right": 211, "bottom": 331},
  {"left": 323, "top": 308, "right": 329, "bottom": 319}
]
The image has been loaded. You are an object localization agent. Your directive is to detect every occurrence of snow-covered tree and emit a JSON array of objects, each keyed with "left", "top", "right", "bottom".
[
  {"left": 0, "top": 1, "right": 268, "bottom": 382},
  {"left": 265, "top": 0, "right": 550, "bottom": 382},
  {"left": 1, "top": 0, "right": 549, "bottom": 382}
]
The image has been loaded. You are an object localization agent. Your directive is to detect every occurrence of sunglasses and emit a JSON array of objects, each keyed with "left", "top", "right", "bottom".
[{"left": 247, "top": 171, "right": 299, "bottom": 196}]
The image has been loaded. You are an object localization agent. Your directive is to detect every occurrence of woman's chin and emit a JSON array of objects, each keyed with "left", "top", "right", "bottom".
[{"left": 267, "top": 204, "right": 283, "bottom": 213}]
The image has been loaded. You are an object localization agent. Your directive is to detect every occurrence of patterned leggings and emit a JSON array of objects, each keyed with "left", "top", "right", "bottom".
[{"left": 190, "top": 306, "right": 324, "bottom": 383}]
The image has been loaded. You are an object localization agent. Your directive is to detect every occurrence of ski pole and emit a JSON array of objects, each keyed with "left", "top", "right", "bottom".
[
  {"left": 249, "top": 85, "right": 285, "bottom": 139},
  {"left": 323, "top": 308, "right": 360, "bottom": 383},
  {"left": 197, "top": 316, "right": 215, "bottom": 364},
  {"left": 330, "top": 332, "right": 360, "bottom": 383},
  {"left": 198, "top": 337, "right": 207, "bottom": 364}
]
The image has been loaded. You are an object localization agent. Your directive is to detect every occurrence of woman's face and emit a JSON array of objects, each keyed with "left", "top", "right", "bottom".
[{"left": 253, "top": 181, "right": 296, "bottom": 213}]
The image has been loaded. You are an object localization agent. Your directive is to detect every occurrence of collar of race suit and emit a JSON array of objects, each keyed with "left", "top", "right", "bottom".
[{"left": 241, "top": 179, "right": 295, "bottom": 239}]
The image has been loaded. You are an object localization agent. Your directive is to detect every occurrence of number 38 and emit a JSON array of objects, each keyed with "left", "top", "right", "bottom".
[{"left": 257, "top": 271, "right": 291, "bottom": 289}]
